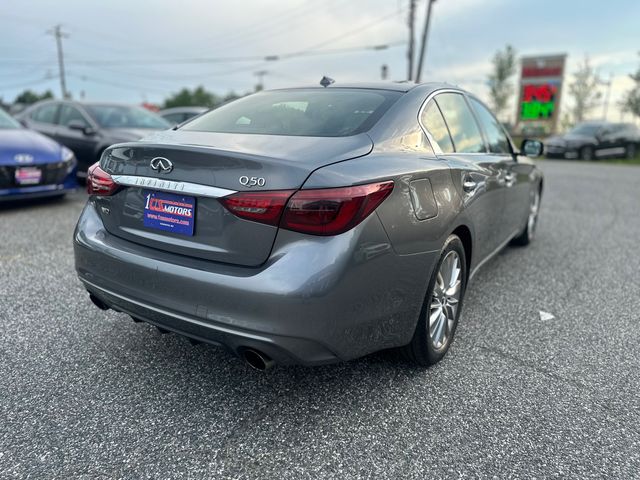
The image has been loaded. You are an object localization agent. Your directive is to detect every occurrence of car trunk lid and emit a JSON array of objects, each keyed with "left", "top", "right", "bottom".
[{"left": 96, "top": 131, "right": 373, "bottom": 266}]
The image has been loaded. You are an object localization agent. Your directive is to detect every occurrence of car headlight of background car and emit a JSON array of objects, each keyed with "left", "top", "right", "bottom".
[{"left": 62, "top": 146, "right": 77, "bottom": 173}]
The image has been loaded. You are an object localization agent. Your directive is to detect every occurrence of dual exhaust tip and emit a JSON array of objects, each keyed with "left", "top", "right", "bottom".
[{"left": 88, "top": 292, "right": 275, "bottom": 371}]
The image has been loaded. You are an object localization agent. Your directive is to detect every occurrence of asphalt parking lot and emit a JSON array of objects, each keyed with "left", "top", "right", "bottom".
[{"left": 1, "top": 160, "right": 639, "bottom": 479}]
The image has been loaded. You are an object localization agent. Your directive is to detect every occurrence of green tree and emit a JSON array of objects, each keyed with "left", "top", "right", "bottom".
[
  {"left": 14, "top": 89, "right": 54, "bottom": 105},
  {"left": 568, "top": 57, "right": 602, "bottom": 123},
  {"left": 487, "top": 45, "right": 517, "bottom": 121},
  {"left": 163, "top": 86, "right": 220, "bottom": 109},
  {"left": 621, "top": 55, "right": 640, "bottom": 119}
]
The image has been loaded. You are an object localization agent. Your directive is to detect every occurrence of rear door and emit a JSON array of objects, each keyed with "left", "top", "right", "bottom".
[
  {"left": 25, "top": 102, "right": 60, "bottom": 139},
  {"left": 421, "top": 92, "right": 506, "bottom": 260},
  {"left": 595, "top": 124, "right": 626, "bottom": 158},
  {"left": 468, "top": 96, "right": 528, "bottom": 239}
]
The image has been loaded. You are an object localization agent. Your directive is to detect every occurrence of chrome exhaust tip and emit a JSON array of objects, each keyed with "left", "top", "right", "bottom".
[{"left": 242, "top": 348, "right": 275, "bottom": 371}]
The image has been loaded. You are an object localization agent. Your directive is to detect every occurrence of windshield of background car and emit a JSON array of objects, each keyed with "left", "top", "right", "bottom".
[
  {"left": 569, "top": 124, "right": 603, "bottom": 136},
  {"left": 85, "top": 105, "right": 170, "bottom": 129},
  {"left": 0, "top": 109, "right": 21, "bottom": 129},
  {"left": 181, "top": 89, "right": 402, "bottom": 137}
]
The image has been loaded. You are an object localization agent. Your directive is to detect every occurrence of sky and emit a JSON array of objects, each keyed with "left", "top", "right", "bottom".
[{"left": 1, "top": 0, "right": 639, "bottom": 123}]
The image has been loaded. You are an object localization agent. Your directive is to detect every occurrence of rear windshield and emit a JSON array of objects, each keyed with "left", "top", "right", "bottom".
[
  {"left": 85, "top": 104, "right": 170, "bottom": 129},
  {"left": 0, "top": 109, "right": 20, "bottom": 129},
  {"left": 181, "top": 88, "right": 401, "bottom": 137}
]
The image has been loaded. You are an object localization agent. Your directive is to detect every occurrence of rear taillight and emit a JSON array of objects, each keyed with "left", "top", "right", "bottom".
[
  {"left": 281, "top": 181, "right": 394, "bottom": 235},
  {"left": 219, "top": 181, "right": 394, "bottom": 236},
  {"left": 87, "top": 162, "right": 119, "bottom": 196},
  {"left": 219, "top": 190, "right": 295, "bottom": 226}
]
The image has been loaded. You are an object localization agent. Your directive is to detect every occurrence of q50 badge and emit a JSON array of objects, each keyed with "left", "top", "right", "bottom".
[{"left": 239, "top": 176, "right": 266, "bottom": 187}]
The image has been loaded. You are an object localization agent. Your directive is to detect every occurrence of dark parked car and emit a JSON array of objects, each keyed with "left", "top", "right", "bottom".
[
  {"left": 75, "top": 82, "right": 544, "bottom": 370},
  {"left": 158, "top": 106, "right": 208, "bottom": 125},
  {"left": 0, "top": 108, "right": 77, "bottom": 201},
  {"left": 18, "top": 101, "right": 170, "bottom": 175},
  {"left": 545, "top": 121, "right": 640, "bottom": 160}
]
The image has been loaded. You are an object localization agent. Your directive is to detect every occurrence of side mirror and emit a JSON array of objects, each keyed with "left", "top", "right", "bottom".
[
  {"left": 520, "top": 139, "right": 544, "bottom": 158},
  {"left": 67, "top": 120, "right": 95, "bottom": 135}
]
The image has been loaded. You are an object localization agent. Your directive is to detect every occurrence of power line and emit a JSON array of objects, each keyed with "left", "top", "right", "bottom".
[
  {"left": 31, "top": 40, "right": 404, "bottom": 67},
  {"left": 46, "top": 24, "right": 70, "bottom": 99},
  {"left": 0, "top": 75, "right": 58, "bottom": 91}
]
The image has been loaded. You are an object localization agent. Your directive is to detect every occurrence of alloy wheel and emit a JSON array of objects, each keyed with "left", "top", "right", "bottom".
[
  {"left": 429, "top": 251, "right": 462, "bottom": 350},
  {"left": 527, "top": 189, "right": 541, "bottom": 239}
]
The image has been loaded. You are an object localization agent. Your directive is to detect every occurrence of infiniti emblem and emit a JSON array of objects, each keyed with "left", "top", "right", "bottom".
[{"left": 150, "top": 157, "right": 173, "bottom": 173}]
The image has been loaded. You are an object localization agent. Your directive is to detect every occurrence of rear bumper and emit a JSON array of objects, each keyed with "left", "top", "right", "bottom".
[{"left": 74, "top": 200, "right": 438, "bottom": 365}]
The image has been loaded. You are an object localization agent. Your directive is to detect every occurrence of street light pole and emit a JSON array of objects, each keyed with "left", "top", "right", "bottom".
[{"left": 415, "top": 0, "right": 436, "bottom": 83}]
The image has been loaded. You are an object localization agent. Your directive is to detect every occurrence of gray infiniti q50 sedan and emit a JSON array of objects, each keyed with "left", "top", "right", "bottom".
[{"left": 74, "top": 82, "right": 544, "bottom": 370}]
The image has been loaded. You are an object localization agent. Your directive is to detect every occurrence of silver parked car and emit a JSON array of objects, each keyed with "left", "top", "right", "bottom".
[
  {"left": 158, "top": 106, "right": 208, "bottom": 126},
  {"left": 74, "top": 82, "right": 544, "bottom": 370}
]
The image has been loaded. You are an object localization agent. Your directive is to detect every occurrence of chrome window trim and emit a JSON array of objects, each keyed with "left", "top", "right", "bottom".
[
  {"left": 111, "top": 175, "right": 236, "bottom": 198},
  {"left": 417, "top": 88, "right": 490, "bottom": 156}
]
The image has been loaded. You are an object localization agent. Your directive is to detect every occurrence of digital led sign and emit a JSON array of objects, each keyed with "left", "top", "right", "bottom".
[
  {"left": 516, "top": 54, "right": 566, "bottom": 134},
  {"left": 520, "top": 82, "right": 559, "bottom": 120}
]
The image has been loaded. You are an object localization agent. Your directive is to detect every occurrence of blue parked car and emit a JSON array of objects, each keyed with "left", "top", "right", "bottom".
[{"left": 0, "top": 108, "right": 77, "bottom": 201}]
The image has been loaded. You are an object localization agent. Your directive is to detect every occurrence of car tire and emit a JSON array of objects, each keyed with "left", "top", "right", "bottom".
[
  {"left": 403, "top": 235, "right": 467, "bottom": 366},
  {"left": 580, "top": 146, "right": 594, "bottom": 161},
  {"left": 511, "top": 184, "right": 541, "bottom": 246},
  {"left": 626, "top": 143, "right": 637, "bottom": 159}
]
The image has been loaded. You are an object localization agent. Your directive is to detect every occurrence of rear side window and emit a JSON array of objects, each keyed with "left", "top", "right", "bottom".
[
  {"left": 435, "top": 93, "right": 485, "bottom": 153},
  {"left": 59, "top": 105, "right": 90, "bottom": 128},
  {"left": 420, "top": 100, "right": 454, "bottom": 153},
  {"left": 469, "top": 98, "right": 511, "bottom": 154},
  {"left": 182, "top": 89, "right": 402, "bottom": 137},
  {"left": 162, "top": 113, "right": 184, "bottom": 125},
  {"left": 32, "top": 104, "right": 59, "bottom": 124}
]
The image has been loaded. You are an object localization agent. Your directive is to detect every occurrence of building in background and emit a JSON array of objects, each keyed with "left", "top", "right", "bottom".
[{"left": 516, "top": 54, "right": 567, "bottom": 136}]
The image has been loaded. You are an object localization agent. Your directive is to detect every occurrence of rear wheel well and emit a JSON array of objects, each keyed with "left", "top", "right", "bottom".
[{"left": 451, "top": 225, "right": 472, "bottom": 273}]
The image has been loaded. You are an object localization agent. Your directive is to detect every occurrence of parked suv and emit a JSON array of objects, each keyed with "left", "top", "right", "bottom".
[
  {"left": 545, "top": 121, "right": 640, "bottom": 160},
  {"left": 18, "top": 101, "right": 170, "bottom": 175}
]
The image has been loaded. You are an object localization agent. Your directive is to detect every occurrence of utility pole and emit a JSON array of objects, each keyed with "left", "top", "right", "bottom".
[
  {"left": 254, "top": 70, "right": 268, "bottom": 91},
  {"left": 602, "top": 74, "right": 613, "bottom": 120},
  {"left": 407, "top": 0, "right": 416, "bottom": 81},
  {"left": 47, "top": 25, "right": 70, "bottom": 99},
  {"left": 415, "top": 0, "right": 436, "bottom": 83}
]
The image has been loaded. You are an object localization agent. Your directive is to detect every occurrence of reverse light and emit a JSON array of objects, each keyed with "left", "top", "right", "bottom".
[
  {"left": 219, "top": 181, "right": 394, "bottom": 236},
  {"left": 87, "top": 162, "right": 119, "bottom": 196}
]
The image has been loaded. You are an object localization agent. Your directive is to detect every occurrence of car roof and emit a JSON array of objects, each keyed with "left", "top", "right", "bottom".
[
  {"left": 159, "top": 106, "right": 208, "bottom": 114},
  {"left": 267, "top": 81, "right": 458, "bottom": 94}
]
